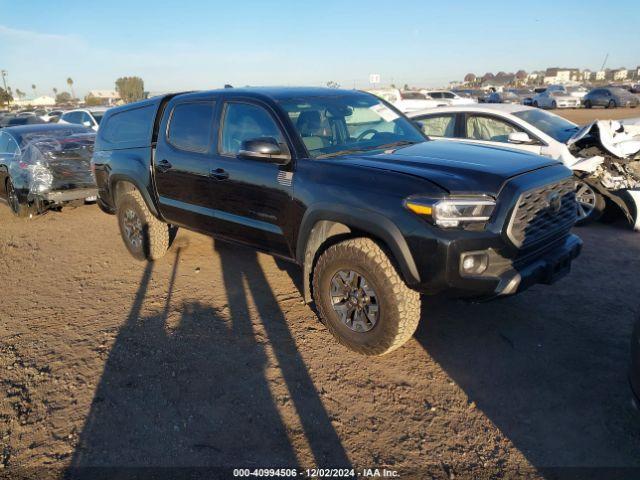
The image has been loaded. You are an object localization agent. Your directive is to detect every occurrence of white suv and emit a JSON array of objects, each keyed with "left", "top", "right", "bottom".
[{"left": 59, "top": 108, "right": 108, "bottom": 131}]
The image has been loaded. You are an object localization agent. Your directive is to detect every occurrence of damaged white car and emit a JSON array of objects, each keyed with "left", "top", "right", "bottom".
[{"left": 408, "top": 104, "right": 640, "bottom": 229}]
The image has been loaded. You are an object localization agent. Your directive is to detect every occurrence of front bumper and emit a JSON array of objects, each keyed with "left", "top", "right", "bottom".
[
  {"left": 556, "top": 102, "right": 580, "bottom": 108},
  {"left": 492, "top": 234, "right": 582, "bottom": 297}
]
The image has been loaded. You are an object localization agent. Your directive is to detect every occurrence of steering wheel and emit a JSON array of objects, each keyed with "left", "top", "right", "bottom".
[{"left": 356, "top": 129, "right": 379, "bottom": 141}]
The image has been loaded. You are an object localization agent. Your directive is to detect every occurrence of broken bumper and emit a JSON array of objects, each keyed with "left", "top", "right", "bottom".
[{"left": 39, "top": 188, "right": 99, "bottom": 203}]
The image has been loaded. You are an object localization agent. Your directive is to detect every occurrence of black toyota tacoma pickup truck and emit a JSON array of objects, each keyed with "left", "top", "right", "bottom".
[{"left": 92, "top": 87, "right": 581, "bottom": 355}]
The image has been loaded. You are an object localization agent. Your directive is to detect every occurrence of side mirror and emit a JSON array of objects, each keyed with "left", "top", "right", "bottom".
[
  {"left": 238, "top": 137, "right": 290, "bottom": 164},
  {"left": 82, "top": 120, "right": 92, "bottom": 127},
  {"left": 413, "top": 120, "right": 425, "bottom": 130},
  {"left": 508, "top": 132, "right": 534, "bottom": 144}
]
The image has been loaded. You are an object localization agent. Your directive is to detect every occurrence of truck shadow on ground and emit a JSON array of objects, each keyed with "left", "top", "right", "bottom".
[
  {"left": 66, "top": 242, "right": 350, "bottom": 478},
  {"left": 414, "top": 223, "right": 640, "bottom": 472}
]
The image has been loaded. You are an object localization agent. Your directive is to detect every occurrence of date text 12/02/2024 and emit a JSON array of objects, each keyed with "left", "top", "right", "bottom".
[{"left": 232, "top": 468, "right": 400, "bottom": 477}]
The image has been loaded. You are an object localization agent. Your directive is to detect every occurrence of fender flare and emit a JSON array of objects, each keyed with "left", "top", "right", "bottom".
[
  {"left": 109, "top": 173, "right": 163, "bottom": 220},
  {"left": 578, "top": 176, "right": 636, "bottom": 226},
  {"left": 296, "top": 203, "right": 421, "bottom": 303}
]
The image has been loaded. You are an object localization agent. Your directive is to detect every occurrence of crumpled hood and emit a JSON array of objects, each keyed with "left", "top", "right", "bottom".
[
  {"left": 568, "top": 120, "right": 640, "bottom": 158},
  {"left": 334, "top": 140, "right": 560, "bottom": 195}
]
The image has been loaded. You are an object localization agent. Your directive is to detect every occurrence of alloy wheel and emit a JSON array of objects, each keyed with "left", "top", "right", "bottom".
[
  {"left": 330, "top": 269, "right": 379, "bottom": 332},
  {"left": 123, "top": 208, "right": 143, "bottom": 250},
  {"left": 575, "top": 182, "right": 596, "bottom": 221}
]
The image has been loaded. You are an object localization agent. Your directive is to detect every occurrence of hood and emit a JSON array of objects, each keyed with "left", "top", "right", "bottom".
[
  {"left": 568, "top": 120, "right": 640, "bottom": 158},
  {"left": 396, "top": 99, "right": 443, "bottom": 111},
  {"left": 332, "top": 140, "right": 559, "bottom": 195}
]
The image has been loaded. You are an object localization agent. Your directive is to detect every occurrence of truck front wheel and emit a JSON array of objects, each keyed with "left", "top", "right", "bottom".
[
  {"left": 116, "top": 188, "right": 176, "bottom": 261},
  {"left": 312, "top": 238, "right": 421, "bottom": 356}
]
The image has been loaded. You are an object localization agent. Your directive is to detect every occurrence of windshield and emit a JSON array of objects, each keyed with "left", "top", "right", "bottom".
[
  {"left": 512, "top": 109, "right": 578, "bottom": 143},
  {"left": 91, "top": 112, "right": 105, "bottom": 125},
  {"left": 279, "top": 93, "right": 425, "bottom": 158}
]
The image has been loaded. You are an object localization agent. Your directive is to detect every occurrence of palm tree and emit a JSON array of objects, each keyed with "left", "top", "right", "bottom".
[
  {"left": 67, "top": 77, "right": 75, "bottom": 99},
  {"left": 53, "top": 87, "right": 58, "bottom": 97},
  {"left": 31, "top": 84, "right": 36, "bottom": 97}
]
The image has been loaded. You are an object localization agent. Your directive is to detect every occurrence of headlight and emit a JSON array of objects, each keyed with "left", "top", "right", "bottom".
[{"left": 405, "top": 195, "right": 496, "bottom": 229}]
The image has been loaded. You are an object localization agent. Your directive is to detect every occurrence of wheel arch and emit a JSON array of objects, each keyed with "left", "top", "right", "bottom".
[
  {"left": 296, "top": 205, "right": 421, "bottom": 303},
  {"left": 580, "top": 176, "right": 636, "bottom": 225},
  {"left": 110, "top": 175, "right": 162, "bottom": 219}
]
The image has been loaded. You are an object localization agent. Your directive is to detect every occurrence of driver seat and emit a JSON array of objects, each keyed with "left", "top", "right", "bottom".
[{"left": 296, "top": 111, "right": 332, "bottom": 151}]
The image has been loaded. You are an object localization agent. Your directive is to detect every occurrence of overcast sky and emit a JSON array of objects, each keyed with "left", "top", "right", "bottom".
[{"left": 1, "top": 0, "right": 639, "bottom": 98}]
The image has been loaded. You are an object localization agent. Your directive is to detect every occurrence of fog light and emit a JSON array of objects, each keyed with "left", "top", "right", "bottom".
[{"left": 460, "top": 252, "right": 489, "bottom": 276}]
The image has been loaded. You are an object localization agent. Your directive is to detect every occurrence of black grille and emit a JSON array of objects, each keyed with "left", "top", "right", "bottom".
[{"left": 507, "top": 178, "right": 577, "bottom": 248}]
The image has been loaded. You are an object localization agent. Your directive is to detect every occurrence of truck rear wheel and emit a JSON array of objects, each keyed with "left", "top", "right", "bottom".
[
  {"left": 116, "top": 188, "right": 176, "bottom": 261},
  {"left": 312, "top": 237, "right": 421, "bottom": 356}
]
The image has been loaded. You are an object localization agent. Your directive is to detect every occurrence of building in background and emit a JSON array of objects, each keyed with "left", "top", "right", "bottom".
[
  {"left": 13, "top": 95, "right": 56, "bottom": 107},
  {"left": 543, "top": 68, "right": 580, "bottom": 84},
  {"left": 85, "top": 90, "right": 120, "bottom": 106},
  {"left": 612, "top": 68, "right": 628, "bottom": 81}
]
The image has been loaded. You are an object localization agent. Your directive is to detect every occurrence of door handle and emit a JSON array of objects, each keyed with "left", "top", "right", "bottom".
[
  {"left": 210, "top": 168, "right": 229, "bottom": 180},
  {"left": 156, "top": 159, "right": 172, "bottom": 173}
]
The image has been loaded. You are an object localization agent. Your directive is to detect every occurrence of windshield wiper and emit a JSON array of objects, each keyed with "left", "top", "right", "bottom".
[
  {"left": 373, "top": 140, "right": 419, "bottom": 149},
  {"left": 315, "top": 147, "right": 372, "bottom": 159},
  {"left": 315, "top": 140, "right": 419, "bottom": 159}
]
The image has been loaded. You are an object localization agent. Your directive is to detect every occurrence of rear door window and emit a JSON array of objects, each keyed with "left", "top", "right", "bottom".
[
  {"left": 101, "top": 105, "right": 156, "bottom": 146},
  {"left": 167, "top": 102, "right": 215, "bottom": 152}
]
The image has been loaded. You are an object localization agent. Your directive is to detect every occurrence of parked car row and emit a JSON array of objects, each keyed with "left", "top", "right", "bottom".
[
  {"left": 449, "top": 85, "right": 639, "bottom": 111},
  {"left": 0, "top": 107, "right": 107, "bottom": 131}
]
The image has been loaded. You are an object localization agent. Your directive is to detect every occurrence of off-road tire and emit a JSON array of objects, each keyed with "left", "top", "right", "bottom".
[
  {"left": 533, "top": 101, "right": 539, "bottom": 108},
  {"left": 584, "top": 100, "right": 592, "bottom": 109},
  {"left": 551, "top": 101, "right": 557, "bottom": 109},
  {"left": 116, "top": 188, "right": 176, "bottom": 261},
  {"left": 312, "top": 237, "right": 421, "bottom": 356},
  {"left": 607, "top": 99, "right": 616, "bottom": 109}
]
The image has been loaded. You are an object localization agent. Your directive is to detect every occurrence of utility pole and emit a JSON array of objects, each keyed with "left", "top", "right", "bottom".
[{"left": 600, "top": 53, "right": 609, "bottom": 72}]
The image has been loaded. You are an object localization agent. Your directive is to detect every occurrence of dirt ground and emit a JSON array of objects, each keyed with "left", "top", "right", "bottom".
[
  {"left": 556, "top": 106, "right": 640, "bottom": 124},
  {"left": 1, "top": 107, "right": 640, "bottom": 479}
]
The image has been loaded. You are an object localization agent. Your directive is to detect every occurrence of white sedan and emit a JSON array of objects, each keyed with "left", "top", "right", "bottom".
[
  {"left": 407, "top": 104, "right": 636, "bottom": 226},
  {"left": 367, "top": 89, "right": 446, "bottom": 113},
  {"left": 420, "top": 90, "right": 477, "bottom": 106},
  {"left": 532, "top": 90, "right": 580, "bottom": 109}
]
